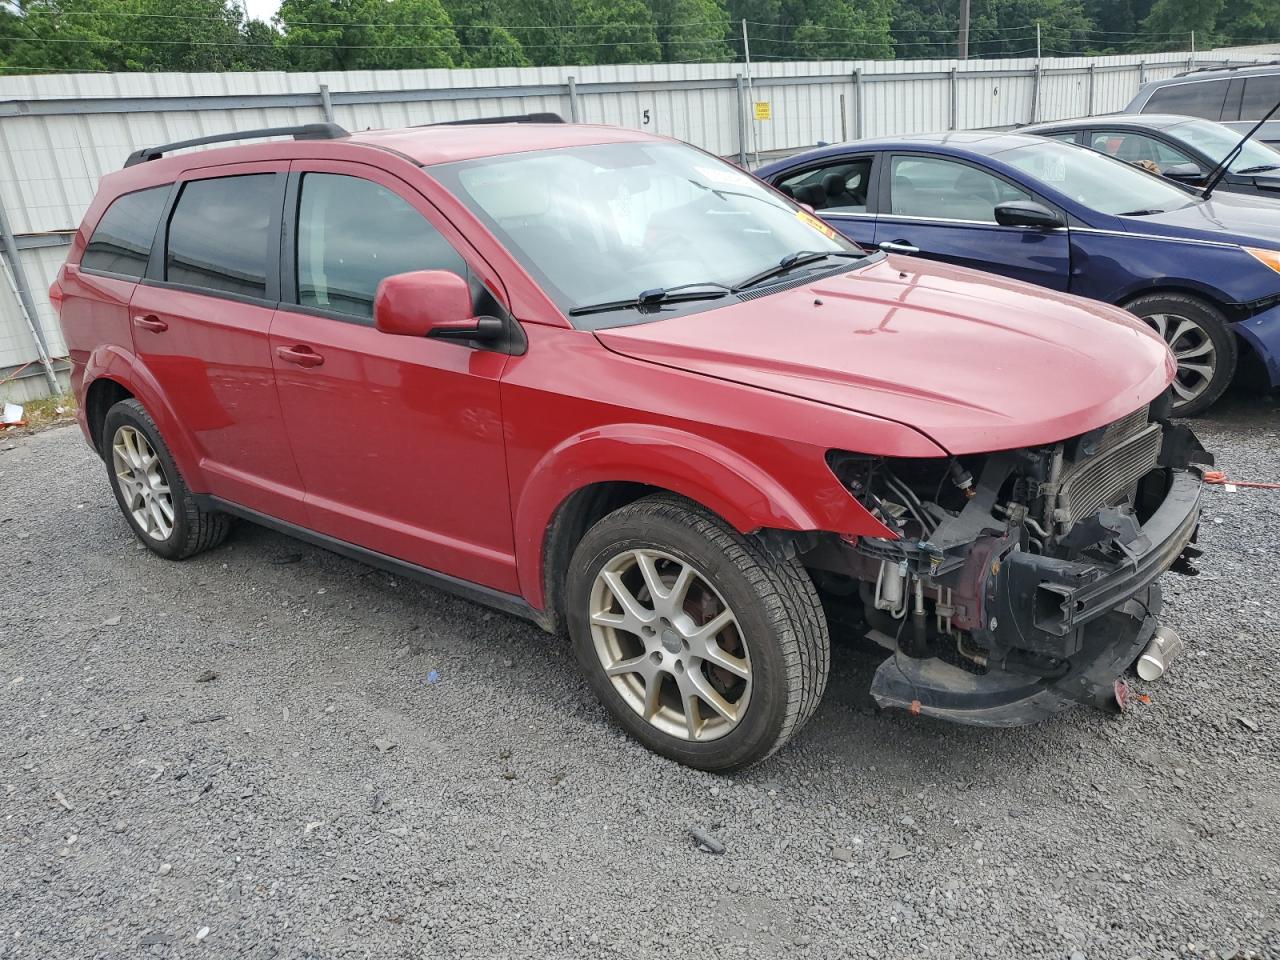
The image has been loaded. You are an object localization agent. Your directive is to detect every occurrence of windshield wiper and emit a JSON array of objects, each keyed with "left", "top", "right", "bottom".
[
  {"left": 1236, "top": 163, "right": 1280, "bottom": 174},
  {"left": 1117, "top": 208, "right": 1165, "bottom": 216},
  {"left": 1202, "top": 96, "right": 1280, "bottom": 199},
  {"left": 567, "top": 282, "right": 733, "bottom": 317},
  {"left": 733, "top": 250, "right": 864, "bottom": 291}
]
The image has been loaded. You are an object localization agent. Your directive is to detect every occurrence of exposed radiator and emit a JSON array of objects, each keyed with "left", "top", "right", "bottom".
[{"left": 1056, "top": 422, "right": 1162, "bottom": 525}]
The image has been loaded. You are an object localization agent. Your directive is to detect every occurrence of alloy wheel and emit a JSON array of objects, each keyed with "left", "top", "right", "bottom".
[
  {"left": 111, "top": 425, "right": 174, "bottom": 541},
  {"left": 588, "top": 549, "right": 751, "bottom": 742},
  {"left": 1144, "top": 312, "right": 1217, "bottom": 406}
]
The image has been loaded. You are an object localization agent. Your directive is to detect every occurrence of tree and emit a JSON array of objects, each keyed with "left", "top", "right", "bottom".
[
  {"left": 966, "top": 0, "right": 1094, "bottom": 57},
  {"left": 1217, "top": 0, "right": 1280, "bottom": 45},
  {"left": 1140, "top": 0, "right": 1224, "bottom": 50},
  {"left": 648, "top": 0, "right": 732, "bottom": 63},
  {"left": 234, "top": 18, "right": 287, "bottom": 71},
  {"left": 443, "top": 0, "right": 528, "bottom": 67},
  {"left": 276, "top": 0, "right": 462, "bottom": 70},
  {"left": 570, "top": 0, "right": 660, "bottom": 64},
  {"left": 790, "top": 0, "right": 893, "bottom": 59},
  {"left": 0, "top": 0, "right": 282, "bottom": 73}
]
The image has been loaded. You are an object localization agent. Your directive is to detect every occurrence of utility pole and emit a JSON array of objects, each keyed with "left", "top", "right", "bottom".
[
  {"left": 742, "top": 19, "right": 760, "bottom": 167},
  {"left": 958, "top": 0, "right": 970, "bottom": 60},
  {"left": 1035, "top": 21, "right": 1041, "bottom": 60}
]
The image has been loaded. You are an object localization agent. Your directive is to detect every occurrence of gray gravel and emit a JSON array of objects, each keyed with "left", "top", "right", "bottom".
[{"left": 2, "top": 396, "right": 1279, "bottom": 960}]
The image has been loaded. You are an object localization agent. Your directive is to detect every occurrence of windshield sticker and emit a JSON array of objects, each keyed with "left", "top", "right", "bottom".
[{"left": 796, "top": 209, "right": 838, "bottom": 240}]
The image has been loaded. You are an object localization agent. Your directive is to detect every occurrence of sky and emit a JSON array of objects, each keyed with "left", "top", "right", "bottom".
[{"left": 242, "top": 0, "right": 283, "bottom": 21}]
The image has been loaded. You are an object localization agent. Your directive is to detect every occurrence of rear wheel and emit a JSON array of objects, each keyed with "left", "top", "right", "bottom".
[
  {"left": 565, "top": 494, "right": 829, "bottom": 772},
  {"left": 103, "top": 399, "right": 230, "bottom": 559},
  {"left": 1124, "top": 293, "right": 1237, "bottom": 417}
]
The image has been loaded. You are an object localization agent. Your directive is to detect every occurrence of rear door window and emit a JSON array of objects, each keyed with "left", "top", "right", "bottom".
[
  {"left": 1241, "top": 74, "right": 1280, "bottom": 121},
  {"left": 165, "top": 174, "right": 281, "bottom": 299},
  {"left": 81, "top": 186, "right": 169, "bottom": 279},
  {"left": 775, "top": 157, "right": 875, "bottom": 213},
  {"left": 1144, "top": 80, "right": 1230, "bottom": 120},
  {"left": 293, "top": 173, "right": 467, "bottom": 322}
]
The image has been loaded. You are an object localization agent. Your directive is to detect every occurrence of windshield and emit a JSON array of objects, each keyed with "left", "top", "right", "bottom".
[
  {"left": 431, "top": 141, "right": 861, "bottom": 327},
  {"left": 1171, "top": 118, "right": 1280, "bottom": 172},
  {"left": 999, "top": 139, "right": 1197, "bottom": 216}
]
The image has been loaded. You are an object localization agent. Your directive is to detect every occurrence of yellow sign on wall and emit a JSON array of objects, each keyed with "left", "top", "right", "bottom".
[{"left": 753, "top": 101, "right": 772, "bottom": 121}]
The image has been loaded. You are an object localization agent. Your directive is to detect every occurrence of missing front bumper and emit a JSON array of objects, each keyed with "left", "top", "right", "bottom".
[{"left": 868, "top": 468, "right": 1203, "bottom": 727}]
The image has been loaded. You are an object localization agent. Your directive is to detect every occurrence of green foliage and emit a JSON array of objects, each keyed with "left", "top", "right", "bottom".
[
  {"left": 571, "top": 0, "right": 661, "bottom": 64},
  {"left": 443, "top": 0, "right": 529, "bottom": 67},
  {"left": 276, "top": 0, "right": 461, "bottom": 70},
  {"left": 0, "top": 0, "right": 1277, "bottom": 76},
  {"left": 649, "top": 0, "right": 732, "bottom": 62},
  {"left": 0, "top": 0, "right": 276, "bottom": 72},
  {"left": 1140, "top": 0, "right": 1225, "bottom": 50}
]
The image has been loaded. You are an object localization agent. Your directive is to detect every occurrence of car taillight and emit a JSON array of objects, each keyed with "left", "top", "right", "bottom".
[{"left": 48, "top": 268, "right": 65, "bottom": 308}]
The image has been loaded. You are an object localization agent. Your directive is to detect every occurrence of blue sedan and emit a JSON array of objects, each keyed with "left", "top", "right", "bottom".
[{"left": 756, "top": 132, "right": 1280, "bottom": 415}]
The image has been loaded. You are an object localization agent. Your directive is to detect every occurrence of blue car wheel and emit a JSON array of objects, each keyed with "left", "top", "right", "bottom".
[{"left": 1124, "top": 293, "right": 1238, "bottom": 417}]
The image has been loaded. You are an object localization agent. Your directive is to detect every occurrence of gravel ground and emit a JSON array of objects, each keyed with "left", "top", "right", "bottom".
[{"left": 2, "top": 396, "right": 1278, "bottom": 960}]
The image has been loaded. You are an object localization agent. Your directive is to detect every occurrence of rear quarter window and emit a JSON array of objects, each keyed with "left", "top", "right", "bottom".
[
  {"left": 81, "top": 186, "right": 169, "bottom": 279},
  {"left": 1241, "top": 74, "right": 1280, "bottom": 121},
  {"left": 1144, "top": 80, "right": 1230, "bottom": 120}
]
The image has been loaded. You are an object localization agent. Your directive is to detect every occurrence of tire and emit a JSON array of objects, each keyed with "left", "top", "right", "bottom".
[
  {"left": 1124, "top": 293, "right": 1237, "bottom": 417},
  {"left": 565, "top": 493, "right": 830, "bottom": 772},
  {"left": 102, "top": 398, "right": 230, "bottom": 560}
]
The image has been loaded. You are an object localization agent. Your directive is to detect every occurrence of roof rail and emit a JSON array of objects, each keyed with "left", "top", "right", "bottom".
[
  {"left": 1176, "top": 59, "right": 1280, "bottom": 77},
  {"left": 431, "top": 112, "right": 565, "bottom": 126},
  {"left": 124, "top": 122, "right": 350, "bottom": 168}
]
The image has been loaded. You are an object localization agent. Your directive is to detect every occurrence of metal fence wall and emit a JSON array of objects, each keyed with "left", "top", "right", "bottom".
[{"left": 2, "top": 44, "right": 1277, "bottom": 400}]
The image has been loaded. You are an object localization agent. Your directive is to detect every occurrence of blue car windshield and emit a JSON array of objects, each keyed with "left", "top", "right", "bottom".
[
  {"left": 1170, "top": 118, "right": 1280, "bottom": 173},
  {"left": 1001, "top": 140, "right": 1197, "bottom": 216}
]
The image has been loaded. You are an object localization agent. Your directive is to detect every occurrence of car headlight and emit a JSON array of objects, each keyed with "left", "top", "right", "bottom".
[{"left": 1244, "top": 246, "right": 1280, "bottom": 274}]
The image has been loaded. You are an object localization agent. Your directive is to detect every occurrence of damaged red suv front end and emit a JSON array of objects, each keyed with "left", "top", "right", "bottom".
[{"left": 824, "top": 401, "right": 1206, "bottom": 724}]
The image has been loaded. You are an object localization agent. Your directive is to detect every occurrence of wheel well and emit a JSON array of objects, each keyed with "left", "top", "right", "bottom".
[
  {"left": 84, "top": 378, "right": 133, "bottom": 457},
  {"left": 1120, "top": 287, "right": 1245, "bottom": 322},
  {"left": 541, "top": 481, "right": 657, "bottom": 634}
]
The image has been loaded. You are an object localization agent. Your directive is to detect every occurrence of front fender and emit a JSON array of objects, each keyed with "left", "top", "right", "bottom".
[
  {"left": 512, "top": 423, "right": 896, "bottom": 607},
  {"left": 82, "top": 344, "right": 209, "bottom": 490},
  {"left": 1237, "top": 300, "right": 1280, "bottom": 387}
]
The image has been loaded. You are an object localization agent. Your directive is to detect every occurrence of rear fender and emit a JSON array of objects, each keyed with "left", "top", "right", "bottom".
[
  {"left": 82, "top": 344, "right": 208, "bottom": 489},
  {"left": 513, "top": 423, "right": 895, "bottom": 608}
]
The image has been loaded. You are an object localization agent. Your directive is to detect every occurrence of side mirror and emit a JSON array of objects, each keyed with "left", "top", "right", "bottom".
[
  {"left": 994, "top": 200, "right": 1065, "bottom": 229},
  {"left": 373, "top": 270, "right": 503, "bottom": 344},
  {"left": 1163, "top": 162, "right": 1207, "bottom": 184}
]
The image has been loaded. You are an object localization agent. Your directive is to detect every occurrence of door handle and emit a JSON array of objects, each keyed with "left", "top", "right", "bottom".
[
  {"left": 276, "top": 345, "right": 324, "bottom": 368},
  {"left": 132, "top": 314, "right": 168, "bottom": 332},
  {"left": 878, "top": 241, "right": 920, "bottom": 255}
]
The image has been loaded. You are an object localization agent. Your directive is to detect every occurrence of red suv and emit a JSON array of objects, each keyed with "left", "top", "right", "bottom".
[{"left": 53, "top": 119, "right": 1209, "bottom": 771}]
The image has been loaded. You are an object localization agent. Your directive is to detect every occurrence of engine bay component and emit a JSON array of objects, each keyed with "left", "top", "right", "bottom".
[{"left": 816, "top": 393, "right": 1209, "bottom": 725}]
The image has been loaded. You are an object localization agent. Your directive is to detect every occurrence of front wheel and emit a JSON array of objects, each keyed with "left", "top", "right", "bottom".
[
  {"left": 565, "top": 494, "right": 830, "bottom": 772},
  {"left": 1125, "top": 293, "right": 1237, "bottom": 417}
]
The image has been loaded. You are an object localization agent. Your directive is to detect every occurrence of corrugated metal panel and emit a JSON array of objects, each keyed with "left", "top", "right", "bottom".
[{"left": 2, "top": 46, "right": 1274, "bottom": 386}]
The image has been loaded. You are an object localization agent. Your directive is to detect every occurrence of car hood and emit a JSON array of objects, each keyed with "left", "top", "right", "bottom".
[
  {"left": 595, "top": 256, "right": 1174, "bottom": 455},
  {"left": 1127, "top": 194, "right": 1280, "bottom": 248}
]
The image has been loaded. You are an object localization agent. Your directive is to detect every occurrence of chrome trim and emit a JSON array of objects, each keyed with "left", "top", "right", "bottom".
[
  {"left": 879, "top": 213, "right": 1069, "bottom": 231},
  {"left": 1068, "top": 227, "right": 1238, "bottom": 249}
]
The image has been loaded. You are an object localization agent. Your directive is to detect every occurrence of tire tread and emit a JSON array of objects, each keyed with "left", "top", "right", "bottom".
[
  {"left": 106, "top": 399, "right": 230, "bottom": 560},
  {"left": 571, "top": 493, "right": 830, "bottom": 769}
]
